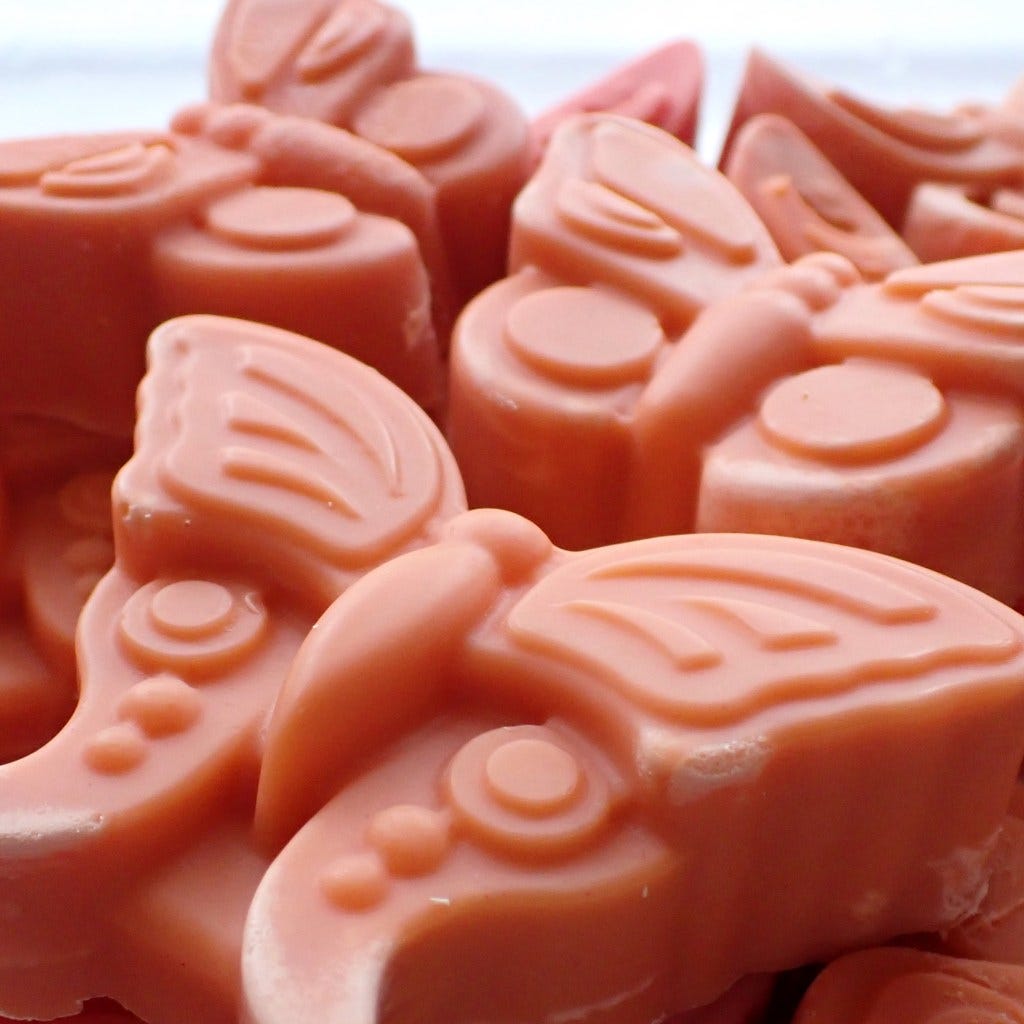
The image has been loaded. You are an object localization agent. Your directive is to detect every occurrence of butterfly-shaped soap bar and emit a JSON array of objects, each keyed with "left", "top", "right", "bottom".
[
  {"left": 244, "top": 512, "right": 1024, "bottom": 1022},
  {"left": 208, "top": 0, "right": 531, "bottom": 306},
  {"left": 0, "top": 314, "right": 464, "bottom": 1023}
]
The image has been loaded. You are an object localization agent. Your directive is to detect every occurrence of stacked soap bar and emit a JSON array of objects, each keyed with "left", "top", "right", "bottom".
[{"left": 5, "top": 2, "right": 1024, "bottom": 1023}]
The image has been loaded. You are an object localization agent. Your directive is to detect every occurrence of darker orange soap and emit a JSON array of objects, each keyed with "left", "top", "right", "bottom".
[{"left": 530, "top": 40, "right": 703, "bottom": 168}]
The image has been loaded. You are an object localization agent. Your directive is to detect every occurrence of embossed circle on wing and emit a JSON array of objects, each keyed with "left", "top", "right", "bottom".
[
  {"left": 446, "top": 725, "right": 612, "bottom": 859},
  {"left": 119, "top": 578, "right": 268, "bottom": 678}
]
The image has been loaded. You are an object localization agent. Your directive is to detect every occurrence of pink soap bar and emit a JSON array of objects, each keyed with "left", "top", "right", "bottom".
[
  {"left": 530, "top": 40, "right": 703, "bottom": 167},
  {"left": 0, "top": 314, "right": 465, "bottom": 1022},
  {"left": 10, "top": 6, "right": 1024, "bottom": 1021},
  {"left": 724, "top": 113, "right": 918, "bottom": 280},
  {"left": 209, "top": 0, "right": 531, "bottom": 306},
  {"left": 722, "top": 49, "right": 1024, "bottom": 227},
  {"left": 5, "top": 306, "right": 1024, "bottom": 1024},
  {"left": 244, "top": 515, "right": 1024, "bottom": 1021}
]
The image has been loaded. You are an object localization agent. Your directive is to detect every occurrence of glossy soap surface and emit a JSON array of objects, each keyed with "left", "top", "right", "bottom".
[{"left": 6, "top": 5, "right": 1024, "bottom": 1024}]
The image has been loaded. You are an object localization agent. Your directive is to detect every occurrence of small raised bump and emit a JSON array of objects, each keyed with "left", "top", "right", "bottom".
[
  {"left": 353, "top": 76, "right": 487, "bottom": 162},
  {"left": 753, "top": 261, "right": 846, "bottom": 311},
  {"left": 556, "top": 179, "right": 683, "bottom": 259},
  {"left": 796, "top": 251, "right": 862, "bottom": 289},
  {"left": 445, "top": 509, "right": 552, "bottom": 584},
  {"left": 320, "top": 852, "right": 389, "bottom": 912},
  {"left": 366, "top": 805, "right": 450, "bottom": 877},
  {"left": 758, "top": 363, "right": 947, "bottom": 464},
  {"left": 297, "top": 0, "right": 387, "bottom": 81},
  {"left": 58, "top": 471, "right": 115, "bottom": 534},
  {"left": 83, "top": 723, "right": 148, "bottom": 775},
  {"left": 484, "top": 738, "right": 581, "bottom": 817},
  {"left": 204, "top": 187, "right": 357, "bottom": 251},
  {"left": 117, "top": 674, "right": 202, "bottom": 738},
  {"left": 173, "top": 103, "right": 271, "bottom": 148},
  {"left": 504, "top": 287, "right": 663, "bottom": 387},
  {"left": 41, "top": 142, "right": 175, "bottom": 198}
]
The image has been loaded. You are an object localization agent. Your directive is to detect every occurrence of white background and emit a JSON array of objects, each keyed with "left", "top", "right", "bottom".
[{"left": 1, "top": 0, "right": 1023, "bottom": 159}]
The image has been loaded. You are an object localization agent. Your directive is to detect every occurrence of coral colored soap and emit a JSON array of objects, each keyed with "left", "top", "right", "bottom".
[
  {"left": 209, "top": 0, "right": 531, "bottom": 306},
  {"left": 244, "top": 517, "right": 1024, "bottom": 1022},
  {"left": 697, "top": 359, "right": 1024, "bottom": 604},
  {"left": 5, "top": 315, "right": 1024, "bottom": 1022},
  {"left": 449, "top": 113, "right": 786, "bottom": 550},
  {"left": 0, "top": 117, "right": 446, "bottom": 436},
  {"left": 0, "top": 314, "right": 465, "bottom": 1023},
  {"left": 453, "top": 116, "right": 1024, "bottom": 604}
]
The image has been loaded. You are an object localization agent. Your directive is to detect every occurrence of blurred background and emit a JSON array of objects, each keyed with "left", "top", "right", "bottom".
[{"left": 1, "top": 0, "right": 1023, "bottom": 158}]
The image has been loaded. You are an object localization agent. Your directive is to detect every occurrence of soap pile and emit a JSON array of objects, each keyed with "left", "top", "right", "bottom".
[{"left": 4, "top": 2, "right": 1024, "bottom": 1023}]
